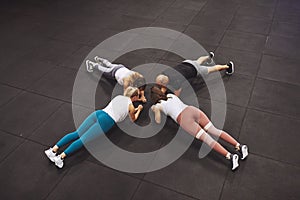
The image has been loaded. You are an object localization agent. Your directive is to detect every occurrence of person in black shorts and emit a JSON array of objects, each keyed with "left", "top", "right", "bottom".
[{"left": 156, "top": 52, "right": 234, "bottom": 96}]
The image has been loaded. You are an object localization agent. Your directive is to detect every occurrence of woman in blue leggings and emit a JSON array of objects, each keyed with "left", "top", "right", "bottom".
[{"left": 44, "top": 86, "right": 143, "bottom": 168}]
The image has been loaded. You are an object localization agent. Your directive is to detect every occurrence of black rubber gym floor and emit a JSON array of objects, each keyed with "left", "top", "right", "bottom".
[{"left": 0, "top": 0, "right": 299, "bottom": 199}]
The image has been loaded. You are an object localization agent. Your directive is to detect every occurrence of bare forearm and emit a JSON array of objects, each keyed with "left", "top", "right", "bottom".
[
  {"left": 207, "top": 65, "right": 229, "bottom": 74},
  {"left": 134, "top": 109, "right": 142, "bottom": 120}
]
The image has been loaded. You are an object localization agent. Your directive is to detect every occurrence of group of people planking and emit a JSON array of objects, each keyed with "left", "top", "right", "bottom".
[{"left": 45, "top": 52, "right": 248, "bottom": 171}]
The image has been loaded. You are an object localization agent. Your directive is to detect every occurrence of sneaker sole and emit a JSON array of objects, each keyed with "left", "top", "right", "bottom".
[
  {"left": 232, "top": 154, "right": 239, "bottom": 171},
  {"left": 94, "top": 56, "right": 101, "bottom": 63},
  {"left": 55, "top": 163, "right": 63, "bottom": 168},
  {"left": 86, "top": 60, "right": 93, "bottom": 73},
  {"left": 241, "top": 146, "right": 248, "bottom": 160},
  {"left": 44, "top": 151, "right": 55, "bottom": 162},
  {"left": 226, "top": 61, "right": 234, "bottom": 75}
]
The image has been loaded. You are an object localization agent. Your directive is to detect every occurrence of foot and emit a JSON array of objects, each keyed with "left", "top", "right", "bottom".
[
  {"left": 226, "top": 61, "right": 234, "bottom": 75},
  {"left": 206, "top": 51, "right": 215, "bottom": 64},
  {"left": 44, "top": 148, "right": 56, "bottom": 162},
  {"left": 94, "top": 56, "right": 111, "bottom": 67},
  {"left": 231, "top": 154, "right": 239, "bottom": 171},
  {"left": 209, "top": 51, "right": 214, "bottom": 59},
  {"left": 53, "top": 156, "right": 64, "bottom": 168},
  {"left": 86, "top": 60, "right": 97, "bottom": 73},
  {"left": 239, "top": 145, "right": 248, "bottom": 160}
]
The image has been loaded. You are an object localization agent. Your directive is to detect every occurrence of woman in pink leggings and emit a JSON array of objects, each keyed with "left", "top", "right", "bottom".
[{"left": 150, "top": 86, "right": 248, "bottom": 170}]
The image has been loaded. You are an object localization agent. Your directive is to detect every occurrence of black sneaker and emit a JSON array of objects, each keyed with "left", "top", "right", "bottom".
[
  {"left": 206, "top": 51, "right": 215, "bottom": 64},
  {"left": 209, "top": 51, "right": 214, "bottom": 59},
  {"left": 226, "top": 61, "right": 234, "bottom": 75}
]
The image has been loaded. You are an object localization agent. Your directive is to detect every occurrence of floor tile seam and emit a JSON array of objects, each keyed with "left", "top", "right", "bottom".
[
  {"left": 268, "top": 31, "right": 300, "bottom": 39},
  {"left": 24, "top": 102, "right": 65, "bottom": 139},
  {"left": 191, "top": 92, "right": 300, "bottom": 121},
  {"left": 42, "top": 167, "right": 72, "bottom": 200},
  {"left": 236, "top": 3, "right": 277, "bottom": 17},
  {"left": 218, "top": 168, "right": 230, "bottom": 200},
  {"left": 22, "top": 89, "right": 71, "bottom": 104},
  {"left": 247, "top": 0, "right": 300, "bottom": 121},
  {"left": 0, "top": 128, "right": 51, "bottom": 146},
  {"left": 140, "top": 178, "right": 201, "bottom": 200},
  {"left": 20, "top": 65, "right": 60, "bottom": 91},
  {"left": 235, "top": 0, "right": 280, "bottom": 141},
  {"left": 269, "top": 3, "right": 300, "bottom": 40},
  {"left": 0, "top": 82, "right": 79, "bottom": 115},
  {"left": 264, "top": 32, "right": 300, "bottom": 43},
  {"left": 271, "top": 17, "right": 300, "bottom": 26},
  {"left": 56, "top": 64, "right": 85, "bottom": 72},
  {"left": 217, "top": 3, "right": 251, "bottom": 53},
  {"left": 55, "top": 45, "right": 85, "bottom": 67},
  {"left": 217, "top": 3, "right": 244, "bottom": 192},
  {"left": 129, "top": 179, "right": 144, "bottom": 200},
  {"left": 245, "top": 107, "right": 300, "bottom": 121},
  {"left": 255, "top": 74, "right": 300, "bottom": 87},
  {"left": 145, "top": 0, "right": 211, "bottom": 47},
  {"left": 122, "top": 0, "right": 177, "bottom": 23},
  {"left": 19, "top": 88, "right": 96, "bottom": 111},
  {"left": 143, "top": 0, "right": 191, "bottom": 60},
  {"left": 225, "top": 8, "right": 275, "bottom": 35},
  {"left": 0, "top": 100, "right": 64, "bottom": 143},
  {"left": 273, "top": 15, "right": 300, "bottom": 24},
  {"left": 137, "top": 129, "right": 181, "bottom": 182},
  {"left": 250, "top": 152, "right": 300, "bottom": 169},
  {"left": 84, "top": 159, "right": 145, "bottom": 181},
  {"left": 0, "top": 130, "right": 27, "bottom": 165},
  {"left": 181, "top": 29, "right": 226, "bottom": 47},
  {"left": 182, "top": 0, "right": 212, "bottom": 30},
  {"left": 231, "top": 13, "right": 275, "bottom": 21},
  {"left": 45, "top": 35, "right": 91, "bottom": 49},
  {"left": 0, "top": 85, "right": 23, "bottom": 110},
  {"left": 217, "top": 44, "right": 264, "bottom": 54},
  {"left": 51, "top": 64, "right": 81, "bottom": 72},
  {"left": 261, "top": 51, "right": 300, "bottom": 62},
  {"left": 223, "top": 25, "right": 271, "bottom": 37},
  {"left": 227, "top": 27, "right": 271, "bottom": 36}
]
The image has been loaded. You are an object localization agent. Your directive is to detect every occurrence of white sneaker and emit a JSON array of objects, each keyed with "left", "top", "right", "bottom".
[
  {"left": 240, "top": 145, "right": 248, "bottom": 160},
  {"left": 94, "top": 56, "right": 111, "bottom": 67},
  {"left": 44, "top": 148, "right": 56, "bottom": 162},
  {"left": 231, "top": 154, "right": 239, "bottom": 171},
  {"left": 53, "top": 156, "right": 64, "bottom": 168},
  {"left": 86, "top": 60, "right": 96, "bottom": 73}
]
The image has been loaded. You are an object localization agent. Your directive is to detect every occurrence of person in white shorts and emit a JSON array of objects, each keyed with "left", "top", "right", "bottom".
[{"left": 86, "top": 57, "right": 147, "bottom": 102}]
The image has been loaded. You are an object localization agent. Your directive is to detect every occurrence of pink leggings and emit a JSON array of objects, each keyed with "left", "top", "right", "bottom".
[{"left": 177, "top": 106, "right": 238, "bottom": 157}]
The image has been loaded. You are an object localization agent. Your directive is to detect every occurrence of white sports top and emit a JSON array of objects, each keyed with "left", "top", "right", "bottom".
[
  {"left": 157, "top": 94, "right": 188, "bottom": 122},
  {"left": 103, "top": 95, "right": 131, "bottom": 122},
  {"left": 114, "top": 67, "right": 135, "bottom": 85}
]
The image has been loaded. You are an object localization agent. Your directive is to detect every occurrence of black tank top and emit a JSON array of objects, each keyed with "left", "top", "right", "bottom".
[{"left": 162, "top": 62, "right": 197, "bottom": 90}]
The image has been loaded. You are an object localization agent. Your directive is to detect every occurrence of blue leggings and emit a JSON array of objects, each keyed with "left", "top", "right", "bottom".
[{"left": 56, "top": 110, "right": 115, "bottom": 156}]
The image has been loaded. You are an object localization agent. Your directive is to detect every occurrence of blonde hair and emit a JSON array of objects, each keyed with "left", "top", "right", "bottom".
[
  {"left": 126, "top": 72, "right": 143, "bottom": 84},
  {"left": 124, "top": 86, "right": 139, "bottom": 98},
  {"left": 156, "top": 74, "right": 169, "bottom": 86}
]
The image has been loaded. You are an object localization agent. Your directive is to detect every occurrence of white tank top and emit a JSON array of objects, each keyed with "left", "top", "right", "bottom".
[
  {"left": 103, "top": 95, "right": 131, "bottom": 122},
  {"left": 114, "top": 67, "right": 135, "bottom": 85},
  {"left": 158, "top": 94, "right": 188, "bottom": 122}
]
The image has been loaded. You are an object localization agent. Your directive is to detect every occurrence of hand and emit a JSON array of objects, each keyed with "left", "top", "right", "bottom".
[
  {"left": 140, "top": 96, "right": 147, "bottom": 103},
  {"left": 151, "top": 105, "right": 155, "bottom": 112},
  {"left": 217, "top": 65, "right": 229, "bottom": 71},
  {"left": 137, "top": 105, "right": 143, "bottom": 110}
]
